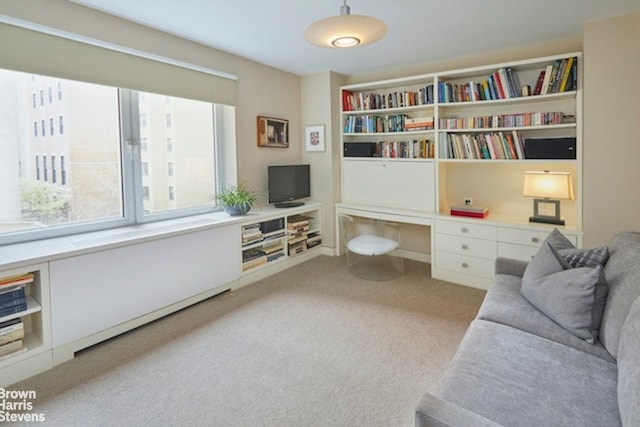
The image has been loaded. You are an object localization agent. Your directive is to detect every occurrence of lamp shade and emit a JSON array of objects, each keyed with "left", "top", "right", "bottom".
[
  {"left": 304, "top": 14, "right": 387, "bottom": 48},
  {"left": 523, "top": 171, "right": 574, "bottom": 199}
]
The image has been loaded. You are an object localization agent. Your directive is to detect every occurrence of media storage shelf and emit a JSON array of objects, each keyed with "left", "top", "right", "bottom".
[
  {"left": 239, "top": 204, "right": 322, "bottom": 275},
  {"left": 0, "top": 263, "right": 51, "bottom": 368}
]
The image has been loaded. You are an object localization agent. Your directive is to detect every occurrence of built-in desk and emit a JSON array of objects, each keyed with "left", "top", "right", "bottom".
[
  {"left": 335, "top": 203, "right": 433, "bottom": 260},
  {"left": 335, "top": 202, "right": 582, "bottom": 290}
]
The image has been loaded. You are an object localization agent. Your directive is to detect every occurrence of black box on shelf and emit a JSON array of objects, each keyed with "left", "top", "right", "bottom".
[
  {"left": 524, "top": 137, "right": 576, "bottom": 159},
  {"left": 344, "top": 142, "right": 377, "bottom": 157},
  {"left": 261, "top": 217, "right": 284, "bottom": 234}
]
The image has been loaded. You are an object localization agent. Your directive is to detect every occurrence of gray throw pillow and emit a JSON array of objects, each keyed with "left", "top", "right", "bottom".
[
  {"left": 521, "top": 242, "right": 603, "bottom": 342},
  {"left": 542, "top": 229, "right": 610, "bottom": 342}
]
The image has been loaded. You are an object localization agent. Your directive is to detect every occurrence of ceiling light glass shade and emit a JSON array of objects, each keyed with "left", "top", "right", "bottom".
[{"left": 304, "top": 14, "right": 387, "bottom": 48}]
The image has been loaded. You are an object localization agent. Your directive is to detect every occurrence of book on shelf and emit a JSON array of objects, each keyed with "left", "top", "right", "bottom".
[
  {"left": 0, "top": 318, "right": 25, "bottom": 346},
  {"left": 540, "top": 64, "right": 554, "bottom": 94},
  {"left": 242, "top": 256, "right": 267, "bottom": 271},
  {"left": 0, "top": 273, "right": 34, "bottom": 289},
  {"left": 558, "top": 57, "right": 575, "bottom": 92},
  {"left": 533, "top": 69, "right": 546, "bottom": 95},
  {"left": 0, "top": 285, "right": 26, "bottom": 301},
  {"left": 288, "top": 241, "right": 307, "bottom": 257},
  {"left": 403, "top": 116, "right": 434, "bottom": 131},
  {"left": 261, "top": 242, "right": 284, "bottom": 255},
  {"left": 0, "top": 302, "right": 28, "bottom": 318},
  {"left": 306, "top": 233, "right": 322, "bottom": 248},
  {"left": 450, "top": 206, "right": 489, "bottom": 218},
  {"left": 263, "top": 230, "right": 286, "bottom": 240},
  {"left": 287, "top": 215, "right": 311, "bottom": 227},
  {"left": 0, "top": 338, "right": 24, "bottom": 359},
  {"left": 0, "top": 296, "right": 27, "bottom": 312},
  {"left": 288, "top": 234, "right": 307, "bottom": 245},
  {"left": 242, "top": 248, "right": 266, "bottom": 262}
]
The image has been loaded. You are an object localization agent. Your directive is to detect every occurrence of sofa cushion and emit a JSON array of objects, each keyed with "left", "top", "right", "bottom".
[
  {"left": 600, "top": 231, "right": 640, "bottom": 359},
  {"left": 544, "top": 229, "right": 610, "bottom": 341},
  {"left": 477, "top": 274, "right": 614, "bottom": 361},
  {"left": 437, "top": 319, "right": 621, "bottom": 426},
  {"left": 618, "top": 296, "right": 640, "bottom": 426},
  {"left": 521, "top": 242, "right": 602, "bottom": 342}
]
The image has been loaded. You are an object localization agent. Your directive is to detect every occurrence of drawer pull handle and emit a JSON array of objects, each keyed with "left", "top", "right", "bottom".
[
  {"left": 531, "top": 237, "right": 539, "bottom": 243},
  {"left": 462, "top": 262, "right": 469, "bottom": 268},
  {"left": 461, "top": 244, "right": 469, "bottom": 250},
  {"left": 461, "top": 227, "right": 468, "bottom": 233}
]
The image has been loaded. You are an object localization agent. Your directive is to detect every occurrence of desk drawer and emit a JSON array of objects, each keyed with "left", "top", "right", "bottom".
[
  {"left": 498, "top": 228, "right": 577, "bottom": 248},
  {"left": 436, "top": 233, "right": 496, "bottom": 259},
  {"left": 436, "top": 219, "right": 497, "bottom": 240},
  {"left": 435, "top": 251, "right": 495, "bottom": 278},
  {"left": 498, "top": 242, "right": 540, "bottom": 262}
]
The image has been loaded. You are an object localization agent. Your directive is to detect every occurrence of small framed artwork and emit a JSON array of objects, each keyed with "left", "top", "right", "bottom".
[
  {"left": 305, "top": 125, "right": 325, "bottom": 152},
  {"left": 257, "top": 116, "right": 289, "bottom": 148}
]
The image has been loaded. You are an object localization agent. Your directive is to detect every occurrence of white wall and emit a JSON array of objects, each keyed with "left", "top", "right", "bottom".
[
  {"left": 583, "top": 12, "right": 640, "bottom": 247},
  {"left": 301, "top": 72, "right": 343, "bottom": 249}
]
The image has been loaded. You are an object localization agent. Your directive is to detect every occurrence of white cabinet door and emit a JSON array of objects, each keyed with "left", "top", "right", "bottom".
[{"left": 342, "top": 159, "right": 435, "bottom": 212}]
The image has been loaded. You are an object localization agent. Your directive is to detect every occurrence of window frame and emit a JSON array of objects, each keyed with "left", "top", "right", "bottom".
[{"left": 0, "top": 78, "right": 234, "bottom": 245}]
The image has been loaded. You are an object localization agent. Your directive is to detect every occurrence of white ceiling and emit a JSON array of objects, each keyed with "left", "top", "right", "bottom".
[{"left": 72, "top": 0, "right": 640, "bottom": 76}]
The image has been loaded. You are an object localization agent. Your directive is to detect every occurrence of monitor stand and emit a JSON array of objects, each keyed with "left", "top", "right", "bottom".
[{"left": 274, "top": 201, "right": 305, "bottom": 208}]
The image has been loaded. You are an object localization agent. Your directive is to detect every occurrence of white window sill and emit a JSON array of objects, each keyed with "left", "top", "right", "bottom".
[{"left": 0, "top": 210, "right": 243, "bottom": 271}]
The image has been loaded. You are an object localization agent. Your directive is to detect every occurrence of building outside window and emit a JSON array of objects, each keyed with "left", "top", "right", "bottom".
[{"left": 0, "top": 67, "right": 234, "bottom": 244}]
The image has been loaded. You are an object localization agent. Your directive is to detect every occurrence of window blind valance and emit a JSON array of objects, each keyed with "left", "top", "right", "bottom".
[{"left": 0, "top": 20, "right": 237, "bottom": 106}]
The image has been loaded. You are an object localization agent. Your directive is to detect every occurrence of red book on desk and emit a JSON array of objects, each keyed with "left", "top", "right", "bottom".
[{"left": 450, "top": 206, "right": 489, "bottom": 219}]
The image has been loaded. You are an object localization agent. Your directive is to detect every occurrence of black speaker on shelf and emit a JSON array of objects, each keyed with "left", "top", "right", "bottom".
[
  {"left": 524, "top": 137, "right": 576, "bottom": 159},
  {"left": 344, "top": 142, "right": 377, "bottom": 157}
]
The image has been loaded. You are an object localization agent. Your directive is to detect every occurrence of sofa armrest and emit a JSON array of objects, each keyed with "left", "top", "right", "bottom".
[
  {"left": 415, "top": 393, "right": 502, "bottom": 427},
  {"left": 494, "top": 257, "right": 529, "bottom": 278}
]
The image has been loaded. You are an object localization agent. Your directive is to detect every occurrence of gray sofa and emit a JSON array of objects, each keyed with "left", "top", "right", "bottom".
[{"left": 416, "top": 231, "right": 640, "bottom": 426}]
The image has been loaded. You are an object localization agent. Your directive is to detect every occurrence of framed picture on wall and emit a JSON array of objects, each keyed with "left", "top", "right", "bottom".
[
  {"left": 257, "top": 116, "right": 289, "bottom": 148},
  {"left": 305, "top": 125, "right": 325, "bottom": 152}
]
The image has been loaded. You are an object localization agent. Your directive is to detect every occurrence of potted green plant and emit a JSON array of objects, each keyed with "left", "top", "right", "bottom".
[{"left": 216, "top": 184, "right": 258, "bottom": 216}]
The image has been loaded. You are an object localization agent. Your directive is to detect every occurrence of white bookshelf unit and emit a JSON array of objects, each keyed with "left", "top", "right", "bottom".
[
  {"left": 238, "top": 202, "right": 323, "bottom": 286},
  {"left": 0, "top": 263, "right": 53, "bottom": 386},
  {"left": 339, "top": 52, "right": 582, "bottom": 288}
]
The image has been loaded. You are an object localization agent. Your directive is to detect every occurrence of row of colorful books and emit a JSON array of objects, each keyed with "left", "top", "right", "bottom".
[
  {"left": 533, "top": 57, "right": 577, "bottom": 95},
  {"left": 0, "top": 273, "right": 33, "bottom": 361},
  {"left": 439, "top": 111, "right": 572, "bottom": 130},
  {"left": 344, "top": 114, "right": 436, "bottom": 134},
  {"left": 438, "top": 56, "right": 577, "bottom": 103},
  {"left": 375, "top": 140, "right": 434, "bottom": 159},
  {"left": 439, "top": 131, "right": 525, "bottom": 160},
  {"left": 342, "top": 84, "right": 435, "bottom": 112}
]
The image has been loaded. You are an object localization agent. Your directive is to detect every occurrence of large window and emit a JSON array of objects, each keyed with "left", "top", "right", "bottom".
[{"left": 0, "top": 68, "right": 235, "bottom": 244}]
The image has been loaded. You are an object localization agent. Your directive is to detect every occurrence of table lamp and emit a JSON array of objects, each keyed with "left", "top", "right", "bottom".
[{"left": 523, "top": 170, "right": 573, "bottom": 226}]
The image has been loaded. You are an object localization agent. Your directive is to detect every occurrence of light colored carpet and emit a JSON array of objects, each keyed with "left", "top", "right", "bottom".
[{"left": 11, "top": 256, "right": 486, "bottom": 427}]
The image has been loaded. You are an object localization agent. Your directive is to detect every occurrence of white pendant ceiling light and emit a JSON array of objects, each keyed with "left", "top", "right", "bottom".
[{"left": 304, "top": 0, "right": 387, "bottom": 48}]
